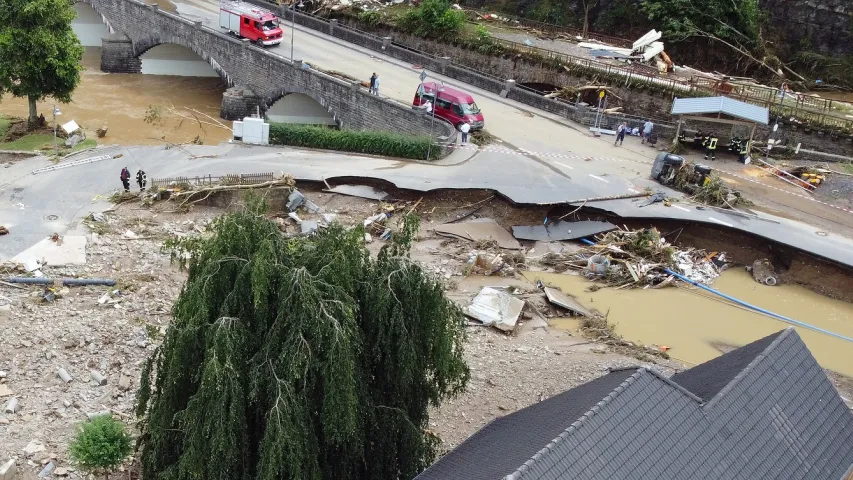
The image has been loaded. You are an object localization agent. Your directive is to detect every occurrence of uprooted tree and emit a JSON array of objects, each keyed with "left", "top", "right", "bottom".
[
  {"left": 640, "top": 0, "right": 791, "bottom": 78},
  {"left": 136, "top": 195, "right": 470, "bottom": 480}
]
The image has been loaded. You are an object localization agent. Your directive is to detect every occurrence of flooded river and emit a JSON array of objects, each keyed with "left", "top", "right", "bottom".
[
  {"left": 523, "top": 270, "right": 853, "bottom": 377},
  {"left": 0, "top": 48, "right": 230, "bottom": 146}
]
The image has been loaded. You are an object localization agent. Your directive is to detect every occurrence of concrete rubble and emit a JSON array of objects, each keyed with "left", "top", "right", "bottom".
[{"left": 3, "top": 183, "right": 839, "bottom": 476}]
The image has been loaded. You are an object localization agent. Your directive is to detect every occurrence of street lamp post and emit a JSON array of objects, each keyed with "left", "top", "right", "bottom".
[
  {"left": 425, "top": 81, "right": 443, "bottom": 161},
  {"left": 290, "top": 1, "right": 303, "bottom": 61},
  {"left": 52, "top": 105, "right": 62, "bottom": 157}
]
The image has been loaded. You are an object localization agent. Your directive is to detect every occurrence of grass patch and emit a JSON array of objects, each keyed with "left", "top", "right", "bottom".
[
  {"left": 0, "top": 116, "right": 11, "bottom": 138},
  {"left": 0, "top": 133, "right": 97, "bottom": 154},
  {"left": 269, "top": 123, "right": 439, "bottom": 160},
  {"left": 840, "top": 162, "right": 853, "bottom": 175},
  {"left": 0, "top": 133, "right": 55, "bottom": 151}
]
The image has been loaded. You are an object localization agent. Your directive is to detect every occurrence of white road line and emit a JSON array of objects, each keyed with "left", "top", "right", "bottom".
[
  {"left": 628, "top": 188, "right": 640, "bottom": 193},
  {"left": 672, "top": 204, "right": 691, "bottom": 212},
  {"left": 589, "top": 174, "right": 609, "bottom": 183},
  {"left": 707, "top": 217, "right": 734, "bottom": 227},
  {"left": 554, "top": 161, "right": 574, "bottom": 170}
]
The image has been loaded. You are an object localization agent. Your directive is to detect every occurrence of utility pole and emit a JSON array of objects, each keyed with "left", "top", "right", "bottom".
[
  {"left": 765, "top": 81, "right": 786, "bottom": 162},
  {"left": 290, "top": 1, "right": 296, "bottom": 61}
]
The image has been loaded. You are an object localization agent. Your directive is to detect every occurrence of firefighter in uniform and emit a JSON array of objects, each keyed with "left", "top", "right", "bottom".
[
  {"left": 738, "top": 141, "right": 750, "bottom": 163},
  {"left": 704, "top": 135, "right": 718, "bottom": 161}
]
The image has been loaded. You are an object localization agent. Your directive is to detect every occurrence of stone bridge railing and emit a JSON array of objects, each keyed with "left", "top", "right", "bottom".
[{"left": 84, "top": 0, "right": 455, "bottom": 148}]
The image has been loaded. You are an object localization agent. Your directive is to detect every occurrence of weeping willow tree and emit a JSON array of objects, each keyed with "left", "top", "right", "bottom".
[{"left": 136, "top": 195, "right": 469, "bottom": 480}]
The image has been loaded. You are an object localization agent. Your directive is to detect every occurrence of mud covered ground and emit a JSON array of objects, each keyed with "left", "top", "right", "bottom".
[{"left": 1, "top": 183, "right": 851, "bottom": 478}]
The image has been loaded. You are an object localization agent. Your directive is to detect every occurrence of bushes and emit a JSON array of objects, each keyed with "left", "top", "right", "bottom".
[
  {"left": 398, "top": 0, "right": 465, "bottom": 40},
  {"left": 269, "top": 123, "right": 439, "bottom": 160}
]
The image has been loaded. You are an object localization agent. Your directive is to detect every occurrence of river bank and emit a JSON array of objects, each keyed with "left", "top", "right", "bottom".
[{"left": 0, "top": 48, "right": 230, "bottom": 147}]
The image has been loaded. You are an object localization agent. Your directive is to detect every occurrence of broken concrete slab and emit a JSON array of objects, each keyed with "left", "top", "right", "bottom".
[
  {"left": 23, "top": 441, "right": 45, "bottom": 456},
  {"left": 11, "top": 235, "right": 87, "bottom": 267},
  {"left": 118, "top": 375, "right": 132, "bottom": 391},
  {"left": 464, "top": 287, "right": 525, "bottom": 332},
  {"left": 434, "top": 218, "right": 521, "bottom": 250},
  {"left": 287, "top": 190, "right": 306, "bottom": 211},
  {"left": 0, "top": 385, "right": 12, "bottom": 397},
  {"left": 38, "top": 461, "right": 55, "bottom": 478},
  {"left": 0, "top": 459, "right": 16, "bottom": 480},
  {"left": 4, "top": 398, "right": 19, "bottom": 414},
  {"left": 324, "top": 184, "right": 388, "bottom": 201},
  {"left": 90, "top": 371, "right": 107, "bottom": 386},
  {"left": 544, "top": 287, "right": 593, "bottom": 317},
  {"left": 512, "top": 220, "right": 617, "bottom": 242},
  {"left": 300, "top": 220, "right": 319, "bottom": 234},
  {"left": 57, "top": 368, "right": 72, "bottom": 383}
]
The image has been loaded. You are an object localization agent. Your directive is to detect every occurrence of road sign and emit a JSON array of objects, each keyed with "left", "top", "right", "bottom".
[{"left": 419, "top": 70, "right": 427, "bottom": 82}]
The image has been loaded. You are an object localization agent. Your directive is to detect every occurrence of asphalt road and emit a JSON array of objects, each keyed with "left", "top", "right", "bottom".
[{"left": 3, "top": 144, "right": 853, "bottom": 269}]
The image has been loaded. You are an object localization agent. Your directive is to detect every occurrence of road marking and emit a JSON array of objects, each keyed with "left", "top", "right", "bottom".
[
  {"left": 672, "top": 204, "right": 691, "bottom": 212},
  {"left": 554, "top": 161, "right": 574, "bottom": 170},
  {"left": 628, "top": 188, "right": 640, "bottom": 193},
  {"left": 707, "top": 217, "right": 734, "bottom": 227},
  {"left": 588, "top": 174, "right": 609, "bottom": 183}
]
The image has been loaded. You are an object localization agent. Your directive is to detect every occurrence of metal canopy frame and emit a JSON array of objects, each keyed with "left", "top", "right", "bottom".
[{"left": 672, "top": 101, "right": 768, "bottom": 157}]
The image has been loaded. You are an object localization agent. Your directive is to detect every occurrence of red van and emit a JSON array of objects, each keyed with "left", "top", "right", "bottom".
[{"left": 413, "top": 82, "right": 484, "bottom": 131}]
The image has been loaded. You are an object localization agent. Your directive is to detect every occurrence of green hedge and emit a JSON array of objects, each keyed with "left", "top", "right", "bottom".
[{"left": 268, "top": 123, "right": 439, "bottom": 160}]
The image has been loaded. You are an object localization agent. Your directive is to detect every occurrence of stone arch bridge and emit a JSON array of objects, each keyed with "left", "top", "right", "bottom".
[{"left": 81, "top": 0, "right": 453, "bottom": 139}]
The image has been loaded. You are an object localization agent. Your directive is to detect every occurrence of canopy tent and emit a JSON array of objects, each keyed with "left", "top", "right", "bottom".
[{"left": 670, "top": 96, "right": 770, "bottom": 157}]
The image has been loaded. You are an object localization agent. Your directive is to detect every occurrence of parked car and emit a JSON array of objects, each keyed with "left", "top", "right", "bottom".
[{"left": 412, "top": 82, "right": 484, "bottom": 131}]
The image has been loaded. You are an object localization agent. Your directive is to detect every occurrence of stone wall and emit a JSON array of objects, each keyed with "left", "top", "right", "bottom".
[{"left": 84, "top": 0, "right": 456, "bottom": 154}]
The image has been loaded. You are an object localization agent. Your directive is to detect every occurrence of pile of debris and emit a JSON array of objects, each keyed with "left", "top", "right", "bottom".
[
  {"left": 578, "top": 29, "right": 673, "bottom": 74},
  {"left": 462, "top": 281, "right": 670, "bottom": 362},
  {"left": 532, "top": 227, "right": 729, "bottom": 288}
]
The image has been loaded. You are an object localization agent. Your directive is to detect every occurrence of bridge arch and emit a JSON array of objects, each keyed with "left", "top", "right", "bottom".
[
  {"left": 261, "top": 88, "right": 341, "bottom": 127},
  {"left": 129, "top": 36, "right": 232, "bottom": 85}
]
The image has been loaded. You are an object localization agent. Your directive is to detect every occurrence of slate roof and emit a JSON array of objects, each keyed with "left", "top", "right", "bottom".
[
  {"left": 416, "top": 328, "right": 853, "bottom": 480},
  {"left": 414, "top": 368, "right": 636, "bottom": 480}
]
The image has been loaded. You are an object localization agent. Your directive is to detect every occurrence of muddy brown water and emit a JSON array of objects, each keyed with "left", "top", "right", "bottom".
[
  {"left": 523, "top": 270, "right": 853, "bottom": 377},
  {"left": 0, "top": 48, "right": 230, "bottom": 146}
]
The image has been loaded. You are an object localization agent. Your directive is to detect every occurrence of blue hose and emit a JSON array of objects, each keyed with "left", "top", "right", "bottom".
[
  {"left": 664, "top": 269, "right": 853, "bottom": 344},
  {"left": 580, "top": 238, "right": 595, "bottom": 245}
]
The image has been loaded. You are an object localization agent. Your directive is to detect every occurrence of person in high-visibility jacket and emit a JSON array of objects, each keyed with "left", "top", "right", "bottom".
[
  {"left": 704, "top": 135, "right": 719, "bottom": 161},
  {"left": 738, "top": 140, "right": 750, "bottom": 163}
]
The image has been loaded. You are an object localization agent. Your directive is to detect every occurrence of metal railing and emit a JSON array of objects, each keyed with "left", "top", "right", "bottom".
[
  {"left": 252, "top": 0, "right": 853, "bottom": 132},
  {"left": 152, "top": 172, "right": 275, "bottom": 187},
  {"left": 464, "top": 13, "right": 632, "bottom": 47}
]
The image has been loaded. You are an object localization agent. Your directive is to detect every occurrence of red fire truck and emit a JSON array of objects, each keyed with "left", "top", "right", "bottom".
[{"left": 219, "top": 1, "right": 284, "bottom": 47}]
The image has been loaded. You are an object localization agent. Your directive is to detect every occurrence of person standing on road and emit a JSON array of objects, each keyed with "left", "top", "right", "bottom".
[
  {"left": 614, "top": 122, "right": 627, "bottom": 146},
  {"left": 369, "top": 73, "right": 377, "bottom": 94},
  {"left": 136, "top": 169, "right": 147, "bottom": 192},
  {"left": 120, "top": 167, "right": 130, "bottom": 192},
  {"left": 460, "top": 122, "right": 471, "bottom": 146},
  {"left": 642, "top": 119, "right": 654, "bottom": 144},
  {"left": 372, "top": 74, "right": 380, "bottom": 95}
]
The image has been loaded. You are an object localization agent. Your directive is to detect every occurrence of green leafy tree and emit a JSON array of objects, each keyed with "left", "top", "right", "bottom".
[
  {"left": 136, "top": 196, "right": 469, "bottom": 480},
  {"left": 0, "top": 0, "right": 84, "bottom": 126},
  {"left": 398, "top": 0, "right": 465, "bottom": 40},
  {"left": 68, "top": 415, "right": 133, "bottom": 480}
]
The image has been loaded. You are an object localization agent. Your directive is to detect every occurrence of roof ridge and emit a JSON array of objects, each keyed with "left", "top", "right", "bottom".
[
  {"left": 705, "top": 327, "right": 794, "bottom": 409},
  {"left": 645, "top": 368, "right": 704, "bottom": 403},
  {"left": 504, "top": 368, "right": 646, "bottom": 480}
]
